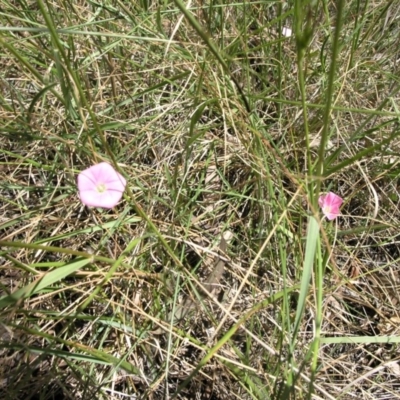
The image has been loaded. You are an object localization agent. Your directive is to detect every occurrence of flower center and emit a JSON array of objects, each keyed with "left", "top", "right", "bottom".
[
  {"left": 96, "top": 183, "right": 107, "bottom": 193},
  {"left": 324, "top": 205, "right": 331, "bottom": 213}
]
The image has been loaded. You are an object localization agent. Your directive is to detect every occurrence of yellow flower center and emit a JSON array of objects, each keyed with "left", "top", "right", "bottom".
[{"left": 96, "top": 183, "right": 106, "bottom": 193}]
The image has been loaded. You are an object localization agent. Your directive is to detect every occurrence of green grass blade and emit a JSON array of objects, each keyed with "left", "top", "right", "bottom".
[
  {"left": 0, "top": 257, "right": 92, "bottom": 308},
  {"left": 293, "top": 216, "right": 319, "bottom": 340}
]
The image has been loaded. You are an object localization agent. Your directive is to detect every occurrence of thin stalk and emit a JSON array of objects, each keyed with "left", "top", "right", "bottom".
[{"left": 314, "top": 0, "right": 345, "bottom": 194}]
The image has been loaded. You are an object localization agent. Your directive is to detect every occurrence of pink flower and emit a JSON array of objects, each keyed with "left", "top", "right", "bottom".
[
  {"left": 77, "top": 162, "right": 126, "bottom": 209},
  {"left": 318, "top": 192, "right": 343, "bottom": 220}
]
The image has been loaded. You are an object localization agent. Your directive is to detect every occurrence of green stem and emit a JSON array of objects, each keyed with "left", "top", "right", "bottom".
[
  {"left": 314, "top": 0, "right": 345, "bottom": 195},
  {"left": 173, "top": 0, "right": 251, "bottom": 113}
]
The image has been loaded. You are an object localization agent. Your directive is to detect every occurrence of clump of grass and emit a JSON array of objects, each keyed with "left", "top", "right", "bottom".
[{"left": 1, "top": 0, "right": 400, "bottom": 399}]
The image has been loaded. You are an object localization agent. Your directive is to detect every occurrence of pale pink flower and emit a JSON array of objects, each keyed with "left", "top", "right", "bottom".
[
  {"left": 318, "top": 192, "right": 343, "bottom": 220},
  {"left": 77, "top": 162, "right": 126, "bottom": 209},
  {"left": 282, "top": 27, "right": 292, "bottom": 37}
]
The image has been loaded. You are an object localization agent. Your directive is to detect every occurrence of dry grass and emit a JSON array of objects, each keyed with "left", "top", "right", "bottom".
[{"left": 1, "top": 0, "right": 400, "bottom": 399}]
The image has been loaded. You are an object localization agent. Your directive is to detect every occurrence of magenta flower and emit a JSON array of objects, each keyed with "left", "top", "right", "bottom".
[
  {"left": 77, "top": 162, "right": 126, "bottom": 209},
  {"left": 318, "top": 192, "right": 343, "bottom": 220}
]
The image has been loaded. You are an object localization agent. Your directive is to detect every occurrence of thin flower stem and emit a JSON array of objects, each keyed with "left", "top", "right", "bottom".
[{"left": 314, "top": 0, "right": 345, "bottom": 196}]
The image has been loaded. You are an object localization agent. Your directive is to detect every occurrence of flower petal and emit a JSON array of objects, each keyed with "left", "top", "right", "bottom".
[
  {"left": 282, "top": 27, "right": 292, "bottom": 37},
  {"left": 325, "top": 192, "right": 343, "bottom": 208},
  {"left": 325, "top": 208, "right": 340, "bottom": 220},
  {"left": 318, "top": 194, "right": 326, "bottom": 208},
  {"left": 79, "top": 188, "right": 124, "bottom": 208}
]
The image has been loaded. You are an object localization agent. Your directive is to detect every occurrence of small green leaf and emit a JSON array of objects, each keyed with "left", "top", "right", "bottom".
[{"left": 0, "top": 257, "right": 92, "bottom": 308}]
